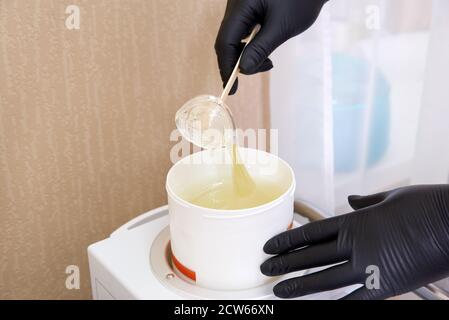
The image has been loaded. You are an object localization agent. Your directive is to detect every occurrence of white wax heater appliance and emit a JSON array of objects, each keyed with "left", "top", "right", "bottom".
[{"left": 88, "top": 148, "right": 356, "bottom": 299}]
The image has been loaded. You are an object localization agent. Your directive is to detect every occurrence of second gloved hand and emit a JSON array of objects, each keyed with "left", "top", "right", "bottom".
[
  {"left": 215, "top": 0, "right": 328, "bottom": 94},
  {"left": 261, "top": 185, "right": 449, "bottom": 299}
]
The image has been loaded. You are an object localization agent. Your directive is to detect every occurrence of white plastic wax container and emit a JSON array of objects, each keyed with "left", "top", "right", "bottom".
[{"left": 166, "top": 148, "right": 295, "bottom": 290}]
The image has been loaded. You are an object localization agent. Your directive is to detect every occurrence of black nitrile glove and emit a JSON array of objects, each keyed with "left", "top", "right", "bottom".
[
  {"left": 215, "top": 0, "right": 328, "bottom": 94},
  {"left": 261, "top": 184, "right": 449, "bottom": 299}
]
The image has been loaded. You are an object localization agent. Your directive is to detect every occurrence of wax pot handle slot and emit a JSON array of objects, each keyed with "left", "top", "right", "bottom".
[{"left": 220, "top": 25, "right": 261, "bottom": 102}]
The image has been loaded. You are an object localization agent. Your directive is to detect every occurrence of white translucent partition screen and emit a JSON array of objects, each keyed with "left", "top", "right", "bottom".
[
  {"left": 411, "top": 0, "right": 449, "bottom": 184},
  {"left": 270, "top": 6, "right": 334, "bottom": 216},
  {"left": 270, "top": 0, "right": 448, "bottom": 216}
]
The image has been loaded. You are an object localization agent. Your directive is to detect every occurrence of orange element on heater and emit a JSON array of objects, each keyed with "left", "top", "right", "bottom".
[
  {"left": 287, "top": 221, "right": 294, "bottom": 230},
  {"left": 172, "top": 254, "right": 196, "bottom": 281}
]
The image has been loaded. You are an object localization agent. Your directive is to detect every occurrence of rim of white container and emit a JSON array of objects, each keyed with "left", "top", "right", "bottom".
[{"left": 166, "top": 147, "right": 296, "bottom": 218}]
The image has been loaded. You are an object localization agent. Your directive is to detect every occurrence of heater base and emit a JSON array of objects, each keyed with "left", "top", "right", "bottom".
[{"left": 88, "top": 205, "right": 358, "bottom": 300}]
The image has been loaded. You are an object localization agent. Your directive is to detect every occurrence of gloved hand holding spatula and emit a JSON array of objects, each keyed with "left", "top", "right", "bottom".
[{"left": 215, "top": 0, "right": 329, "bottom": 94}]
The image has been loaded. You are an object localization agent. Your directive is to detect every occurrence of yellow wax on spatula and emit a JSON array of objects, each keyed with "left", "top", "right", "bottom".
[
  {"left": 176, "top": 26, "right": 263, "bottom": 207},
  {"left": 231, "top": 144, "right": 256, "bottom": 197}
]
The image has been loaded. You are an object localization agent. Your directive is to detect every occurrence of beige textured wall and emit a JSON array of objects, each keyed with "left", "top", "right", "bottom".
[{"left": 0, "top": 0, "right": 269, "bottom": 299}]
